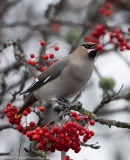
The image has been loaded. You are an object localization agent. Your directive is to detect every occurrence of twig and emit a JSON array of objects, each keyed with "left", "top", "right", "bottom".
[
  {"left": 81, "top": 142, "right": 100, "bottom": 149},
  {"left": 0, "top": 124, "right": 17, "bottom": 131},
  {"left": 0, "top": 150, "right": 13, "bottom": 156},
  {"left": 33, "top": 110, "right": 44, "bottom": 125},
  {"left": 61, "top": 151, "right": 66, "bottom": 160},
  {"left": 10, "top": 70, "right": 29, "bottom": 102},
  {"left": 18, "top": 143, "right": 21, "bottom": 160},
  {"left": 0, "top": 40, "right": 13, "bottom": 53},
  {"left": 93, "top": 85, "right": 124, "bottom": 114}
]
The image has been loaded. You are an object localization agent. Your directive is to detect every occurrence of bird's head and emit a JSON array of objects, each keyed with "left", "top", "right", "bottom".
[{"left": 80, "top": 42, "right": 99, "bottom": 60}]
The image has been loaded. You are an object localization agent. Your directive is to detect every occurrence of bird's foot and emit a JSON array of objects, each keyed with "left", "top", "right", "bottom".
[{"left": 55, "top": 99, "right": 70, "bottom": 110}]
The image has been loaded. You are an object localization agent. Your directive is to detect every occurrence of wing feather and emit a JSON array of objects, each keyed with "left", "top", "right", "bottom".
[{"left": 20, "top": 58, "right": 69, "bottom": 95}]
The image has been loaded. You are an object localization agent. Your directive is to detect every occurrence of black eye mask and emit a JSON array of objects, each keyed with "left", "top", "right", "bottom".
[{"left": 81, "top": 43, "right": 98, "bottom": 49}]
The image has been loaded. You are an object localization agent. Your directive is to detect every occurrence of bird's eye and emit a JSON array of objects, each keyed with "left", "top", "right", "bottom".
[{"left": 81, "top": 44, "right": 89, "bottom": 49}]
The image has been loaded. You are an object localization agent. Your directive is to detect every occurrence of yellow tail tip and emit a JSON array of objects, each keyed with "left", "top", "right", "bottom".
[{"left": 14, "top": 114, "right": 22, "bottom": 119}]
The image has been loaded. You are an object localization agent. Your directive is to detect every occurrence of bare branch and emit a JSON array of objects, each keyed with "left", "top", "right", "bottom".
[
  {"left": 70, "top": 101, "right": 130, "bottom": 129},
  {"left": 0, "top": 150, "right": 13, "bottom": 156},
  {"left": 81, "top": 142, "right": 100, "bottom": 149},
  {"left": 0, "top": 124, "right": 17, "bottom": 131},
  {"left": 93, "top": 85, "right": 124, "bottom": 114}
]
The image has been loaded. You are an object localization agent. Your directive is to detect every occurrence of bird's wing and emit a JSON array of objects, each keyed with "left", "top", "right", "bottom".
[{"left": 20, "top": 58, "right": 69, "bottom": 95}]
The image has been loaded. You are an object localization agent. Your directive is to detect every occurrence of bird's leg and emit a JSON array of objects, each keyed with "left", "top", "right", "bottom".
[{"left": 55, "top": 99, "right": 70, "bottom": 109}]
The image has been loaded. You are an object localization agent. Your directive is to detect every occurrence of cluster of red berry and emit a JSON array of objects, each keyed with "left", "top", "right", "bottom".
[
  {"left": 25, "top": 121, "right": 95, "bottom": 153},
  {"left": 27, "top": 40, "right": 59, "bottom": 68},
  {"left": 71, "top": 111, "right": 95, "bottom": 126},
  {"left": 4, "top": 102, "right": 22, "bottom": 125},
  {"left": 99, "top": 2, "right": 114, "bottom": 17},
  {"left": 85, "top": 24, "right": 105, "bottom": 51},
  {"left": 4, "top": 102, "right": 32, "bottom": 125},
  {"left": 4, "top": 102, "right": 95, "bottom": 154},
  {"left": 109, "top": 29, "right": 130, "bottom": 51},
  {"left": 4, "top": 102, "right": 45, "bottom": 126},
  {"left": 85, "top": 25, "right": 130, "bottom": 53}
]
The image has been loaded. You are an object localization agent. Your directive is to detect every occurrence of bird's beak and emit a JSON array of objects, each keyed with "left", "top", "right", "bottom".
[{"left": 88, "top": 44, "right": 99, "bottom": 59}]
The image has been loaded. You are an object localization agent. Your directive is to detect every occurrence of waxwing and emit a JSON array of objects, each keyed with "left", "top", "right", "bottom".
[{"left": 16, "top": 42, "right": 99, "bottom": 116}]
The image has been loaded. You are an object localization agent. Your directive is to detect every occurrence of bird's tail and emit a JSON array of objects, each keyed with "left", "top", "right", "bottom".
[{"left": 15, "top": 93, "right": 37, "bottom": 117}]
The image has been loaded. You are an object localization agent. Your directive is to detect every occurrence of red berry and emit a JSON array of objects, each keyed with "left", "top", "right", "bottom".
[
  {"left": 45, "top": 132, "right": 49, "bottom": 138},
  {"left": 41, "top": 139, "right": 47, "bottom": 145},
  {"left": 105, "top": 10, "right": 113, "bottom": 16},
  {"left": 17, "top": 124, "right": 24, "bottom": 132},
  {"left": 6, "top": 102, "right": 12, "bottom": 108},
  {"left": 86, "top": 133, "right": 92, "bottom": 139},
  {"left": 32, "top": 130, "right": 37, "bottom": 135},
  {"left": 90, "top": 119, "right": 95, "bottom": 126},
  {"left": 33, "top": 134, "right": 39, "bottom": 140},
  {"left": 41, "top": 66, "right": 47, "bottom": 72},
  {"left": 27, "top": 59, "right": 32, "bottom": 64},
  {"left": 42, "top": 126, "right": 48, "bottom": 132},
  {"left": 79, "top": 130, "right": 85, "bottom": 136},
  {"left": 25, "top": 107, "right": 31, "bottom": 114},
  {"left": 122, "top": 40, "right": 127, "bottom": 46},
  {"left": 4, "top": 109, "right": 8, "bottom": 114},
  {"left": 29, "top": 121, "right": 36, "bottom": 127},
  {"left": 9, "top": 119, "right": 15, "bottom": 124},
  {"left": 126, "top": 45, "right": 130, "bottom": 50},
  {"left": 23, "top": 111, "right": 28, "bottom": 116},
  {"left": 53, "top": 126, "right": 59, "bottom": 132},
  {"left": 119, "top": 46, "right": 124, "bottom": 52},
  {"left": 90, "top": 130, "right": 95, "bottom": 136},
  {"left": 83, "top": 136, "right": 88, "bottom": 142},
  {"left": 64, "top": 155, "right": 70, "bottom": 160},
  {"left": 37, "top": 143, "right": 44, "bottom": 150},
  {"left": 60, "top": 133, "right": 65, "bottom": 139},
  {"left": 54, "top": 45, "right": 59, "bottom": 51},
  {"left": 42, "top": 54, "right": 48, "bottom": 60},
  {"left": 49, "top": 53, "right": 55, "bottom": 59},
  {"left": 39, "top": 106, "right": 45, "bottom": 112},
  {"left": 7, "top": 113, "right": 11, "bottom": 118},
  {"left": 110, "top": 33, "right": 115, "bottom": 39},
  {"left": 30, "top": 54, "right": 35, "bottom": 58},
  {"left": 50, "top": 129, "right": 55, "bottom": 135},
  {"left": 36, "top": 127, "right": 41, "bottom": 132},
  {"left": 26, "top": 131, "right": 32, "bottom": 137},
  {"left": 71, "top": 111, "right": 78, "bottom": 118},
  {"left": 97, "top": 45, "right": 103, "bottom": 50},
  {"left": 12, "top": 107, "right": 18, "bottom": 113},
  {"left": 83, "top": 115, "right": 88, "bottom": 121},
  {"left": 39, "top": 130, "right": 44, "bottom": 136},
  {"left": 39, "top": 40, "right": 46, "bottom": 46},
  {"left": 15, "top": 119, "right": 21, "bottom": 125},
  {"left": 49, "top": 61, "right": 54, "bottom": 66},
  {"left": 75, "top": 116, "right": 80, "bottom": 121},
  {"left": 31, "top": 60, "right": 37, "bottom": 65},
  {"left": 99, "top": 7, "right": 105, "bottom": 13},
  {"left": 6, "top": 107, "right": 12, "bottom": 112},
  {"left": 115, "top": 29, "right": 121, "bottom": 35}
]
